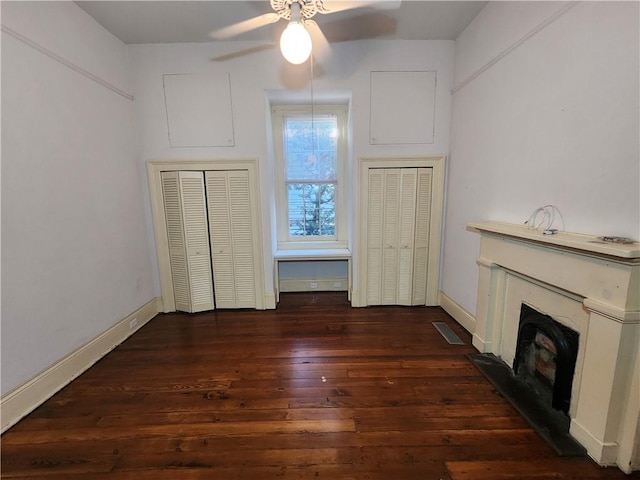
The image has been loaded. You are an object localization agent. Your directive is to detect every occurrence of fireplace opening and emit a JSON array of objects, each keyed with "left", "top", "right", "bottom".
[{"left": 513, "top": 304, "right": 579, "bottom": 415}]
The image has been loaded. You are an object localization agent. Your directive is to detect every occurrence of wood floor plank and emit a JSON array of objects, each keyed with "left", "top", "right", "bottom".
[
  {"left": 446, "top": 459, "right": 634, "bottom": 479},
  {"left": 3, "top": 419, "right": 357, "bottom": 445},
  {"left": 2, "top": 293, "right": 636, "bottom": 479}
]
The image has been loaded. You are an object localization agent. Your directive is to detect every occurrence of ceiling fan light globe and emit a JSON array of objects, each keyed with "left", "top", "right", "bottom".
[{"left": 280, "top": 22, "right": 312, "bottom": 64}]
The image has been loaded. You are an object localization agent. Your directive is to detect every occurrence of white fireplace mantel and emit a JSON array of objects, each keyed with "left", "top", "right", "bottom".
[{"left": 469, "top": 221, "right": 640, "bottom": 473}]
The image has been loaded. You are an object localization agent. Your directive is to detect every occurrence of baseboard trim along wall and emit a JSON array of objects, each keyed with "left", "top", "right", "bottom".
[
  {"left": 438, "top": 291, "right": 476, "bottom": 334},
  {"left": 0, "top": 297, "right": 162, "bottom": 433},
  {"left": 264, "top": 292, "right": 277, "bottom": 310}
]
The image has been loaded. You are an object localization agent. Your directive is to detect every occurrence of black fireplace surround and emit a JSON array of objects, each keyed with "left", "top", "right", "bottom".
[{"left": 513, "top": 304, "right": 580, "bottom": 415}]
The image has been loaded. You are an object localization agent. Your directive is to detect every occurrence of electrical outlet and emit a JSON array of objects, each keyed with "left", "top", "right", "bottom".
[
  {"left": 310, "top": 282, "right": 318, "bottom": 289},
  {"left": 129, "top": 318, "right": 138, "bottom": 329}
]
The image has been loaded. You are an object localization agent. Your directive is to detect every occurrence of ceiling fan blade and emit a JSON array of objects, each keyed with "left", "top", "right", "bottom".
[
  {"left": 304, "top": 20, "right": 331, "bottom": 63},
  {"left": 211, "top": 44, "right": 276, "bottom": 62},
  {"left": 210, "top": 13, "right": 280, "bottom": 40},
  {"left": 320, "top": 12, "right": 396, "bottom": 42},
  {"left": 318, "top": 0, "right": 401, "bottom": 15}
]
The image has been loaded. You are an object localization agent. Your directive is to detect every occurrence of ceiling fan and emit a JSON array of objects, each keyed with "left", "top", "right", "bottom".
[{"left": 211, "top": 0, "right": 399, "bottom": 64}]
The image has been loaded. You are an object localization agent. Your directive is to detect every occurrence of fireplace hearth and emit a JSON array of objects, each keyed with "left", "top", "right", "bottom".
[{"left": 468, "top": 352, "right": 586, "bottom": 456}]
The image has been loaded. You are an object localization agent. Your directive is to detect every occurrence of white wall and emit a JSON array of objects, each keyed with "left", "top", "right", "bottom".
[
  {"left": 443, "top": 1, "right": 640, "bottom": 317},
  {"left": 1, "top": 2, "right": 155, "bottom": 395},
  {"left": 128, "top": 38, "right": 454, "bottom": 298}
]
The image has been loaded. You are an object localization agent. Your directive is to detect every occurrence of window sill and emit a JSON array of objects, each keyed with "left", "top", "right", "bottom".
[{"left": 274, "top": 248, "right": 351, "bottom": 261}]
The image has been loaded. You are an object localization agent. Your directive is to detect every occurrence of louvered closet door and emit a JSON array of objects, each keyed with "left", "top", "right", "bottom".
[
  {"left": 396, "top": 169, "right": 417, "bottom": 306},
  {"left": 366, "top": 169, "right": 384, "bottom": 305},
  {"left": 205, "top": 170, "right": 256, "bottom": 309},
  {"left": 367, "top": 168, "right": 415, "bottom": 305},
  {"left": 365, "top": 167, "right": 431, "bottom": 307},
  {"left": 411, "top": 168, "right": 432, "bottom": 305},
  {"left": 381, "top": 169, "right": 401, "bottom": 304},
  {"left": 161, "top": 171, "right": 215, "bottom": 313}
]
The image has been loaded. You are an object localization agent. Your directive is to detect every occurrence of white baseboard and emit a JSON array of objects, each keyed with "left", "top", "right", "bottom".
[
  {"left": 570, "top": 418, "right": 619, "bottom": 467},
  {"left": 472, "top": 333, "right": 492, "bottom": 353},
  {"left": 0, "top": 297, "right": 162, "bottom": 433},
  {"left": 279, "top": 277, "right": 348, "bottom": 293},
  {"left": 438, "top": 291, "right": 476, "bottom": 334},
  {"left": 264, "top": 292, "right": 277, "bottom": 310},
  {"left": 350, "top": 290, "right": 361, "bottom": 307}
]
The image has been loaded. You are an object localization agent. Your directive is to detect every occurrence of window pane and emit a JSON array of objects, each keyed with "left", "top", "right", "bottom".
[
  {"left": 284, "top": 115, "right": 337, "bottom": 182},
  {"left": 288, "top": 183, "right": 335, "bottom": 237}
]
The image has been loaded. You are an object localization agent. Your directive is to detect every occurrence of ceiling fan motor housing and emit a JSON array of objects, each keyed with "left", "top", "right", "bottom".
[{"left": 270, "top": 0, "right": 324, "bottom": 20}]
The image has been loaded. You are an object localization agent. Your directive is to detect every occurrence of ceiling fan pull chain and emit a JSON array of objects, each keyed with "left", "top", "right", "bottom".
[{"left": 310, "top": 53, "right": 316, "bottom": 161}]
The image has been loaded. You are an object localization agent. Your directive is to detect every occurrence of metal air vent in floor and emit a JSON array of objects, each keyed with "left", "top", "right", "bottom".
[{"left": 432, "top": 321, "right": 465, "bottom": 345}]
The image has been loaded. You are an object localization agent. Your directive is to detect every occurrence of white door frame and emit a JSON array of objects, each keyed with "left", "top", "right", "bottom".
[
  {"left": 148, "top": 159, "right": 266, "bottom": 311},
  {"left": 356, "top": 155, "right": 445, "bottom": 307}
]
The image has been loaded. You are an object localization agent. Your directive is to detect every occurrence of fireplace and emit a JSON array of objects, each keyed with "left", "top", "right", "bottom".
[
  {"left": 514, "top": 304, "right": 579, "bottom": 415},
  {"left": 469, "top": 221, "right": 640, "bottom": 474}
]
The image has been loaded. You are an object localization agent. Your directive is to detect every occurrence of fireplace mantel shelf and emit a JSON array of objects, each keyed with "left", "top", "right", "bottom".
[{"left": 468, "top": 221, "right": 640, "bottom": 259}]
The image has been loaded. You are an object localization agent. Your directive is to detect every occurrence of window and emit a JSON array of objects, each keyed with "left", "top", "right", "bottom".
[{"left": 272, "top": 104, "right": 348, "bottom": 249}]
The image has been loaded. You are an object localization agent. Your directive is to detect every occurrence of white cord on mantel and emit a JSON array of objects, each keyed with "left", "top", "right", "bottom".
[{"left": 525, "top": 205, "right": 565, "bottom": 232}]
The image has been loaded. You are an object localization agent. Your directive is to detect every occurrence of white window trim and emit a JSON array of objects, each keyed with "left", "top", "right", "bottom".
[{"left": 272, "top": 104, "right": 348, "bottom": 250}]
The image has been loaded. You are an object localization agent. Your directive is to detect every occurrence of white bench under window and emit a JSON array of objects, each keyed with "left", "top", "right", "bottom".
[{"left": 274, "top": 249, "right": 351, "bottom": 302}]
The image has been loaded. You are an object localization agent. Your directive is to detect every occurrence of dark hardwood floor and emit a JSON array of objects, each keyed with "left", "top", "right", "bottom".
[{"left": 2, "top": 293, "right": 637, "bottom": 479}]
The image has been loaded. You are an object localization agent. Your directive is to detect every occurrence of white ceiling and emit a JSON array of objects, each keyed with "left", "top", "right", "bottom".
[{"left": 75, "top": 1, "right": 487, "bottom": 45}]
